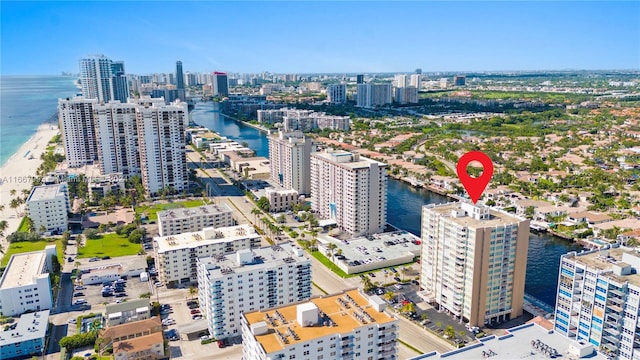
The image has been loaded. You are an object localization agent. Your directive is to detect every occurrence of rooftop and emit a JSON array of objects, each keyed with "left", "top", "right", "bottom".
[
  {"left": 409, "top": 322, "right": 606, "bottom": 360},
  {"left": 198, "top": 243, "right": 309, "bottom": 277},
  {"left": 0, "top": 251, "right": 48, "bottom": 289},
  {"left": 244, "top": 289, "right": 396, "bottom": 354},
  {"left": 157, "top": 203, "right": 232, "bottom": 221},
  {"left": 424, "top": 202, "right": 527, "bottom": 229},
  {"left": 311, "top": 150, "right": 386, "bottom": 170},
  {"left": 106, "top": 299, "right": 150, "bottom": 316},
  {"left": 0, "top": 310, "right": 50, "bottom": 346},
  {"left": 564, "top": 246, "right": 640, "bottom": 287},
  {"left": 113, "top": 331, "right": 164, "bottom": 353},
  {"left": 155, "top": 224, "right": 260, "bottom": 253},
  {"left": 27, "top": 183, "right": 67, "bottom": 202},
  {"left": 100, "top": 316, "right": 161, "bottom": 339}
]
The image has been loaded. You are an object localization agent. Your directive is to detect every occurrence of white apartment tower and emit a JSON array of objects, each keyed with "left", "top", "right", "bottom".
[
  {"left": 554, "top": 247, "right": 640, "bottom": 360},
  {"left": 26, "top": 183, "right": 70, "bottom": 233},
  {"left": 310, "top": 150, "right": 387, "bottom": 236},
  {"left": 93, "top": 101, "right": 140, "bottom": 176},
  {"left": 58, "top": 97, "right": 99, "bottom": 167},
  {"left": 136, "top": 100, "right": 189, "bottom": 196},
  {"left": 356, "top": 83, "right": 392, "bottom": 108},
  {"left": 242, "top": 289, "right": 398, "bottom": 360},
  {"left": 157, "top": 203, "right": 234, "bottom": 237},
  {"left": 79, "top": 55, "right": 115, "bottom": 102},
  {"left": 327, "top": 83, "right": 347, "bottom": 104},
  {"left": 153, "top": 224, "right": 262, "bottom": 285},
  {"left": 420, "top": 202, "right": 530, "bottom": 327},
  {"left": 410, "top": 74, "right": 422, "bottom": 89},
  {"left": 268, "top": 130, "right": 313, "bottom": 195},
  {"left": 394, "top": 74, "right": 408, "bottom": 88},
  {"left": 197, "top": 244, "right": 312, "bottom": 340}
]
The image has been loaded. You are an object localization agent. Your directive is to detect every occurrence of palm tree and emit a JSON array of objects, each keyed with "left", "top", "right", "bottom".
[
  {"left": 39, "top": 225, "right": 46, "bottom": 234},
  {"left": 188, "top": 286, "right": 198, "bottom": 300},
  {"left": 10, "top": 198, "right": 20, "bottom": 216},
  {"left": 0, "top": 204, "right": 5, "bottom": 215},
  {"left": 25, "top": 217, "right": 35, "bottom": 233},
  {"left": 400, "top": 267, "right": 409, "bottom": 282},
  {"left": 384, "top": 290, "right": 395, "bottom": 302},
  {"left": 0, "top": 220, "right": 8, "bottom": 236},
  {"left": 361, "top": 275, "right": 374, "bottom": 292},
  {"left": 444, "top": 326, "right": 456, "bottom": 339},
  {"left": 10, "top": 189, "right": 16, "bottom": 197},
  {"left": 251, "top": 208, "right": 261, "bottom": 224},
  {"left": 327, "top": 243, "right": 338, "bottom": 263}
]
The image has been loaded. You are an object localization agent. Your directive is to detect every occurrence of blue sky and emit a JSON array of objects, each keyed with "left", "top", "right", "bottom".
[{"left": 1, "top": 1, "right": 639, "bottom": 75}]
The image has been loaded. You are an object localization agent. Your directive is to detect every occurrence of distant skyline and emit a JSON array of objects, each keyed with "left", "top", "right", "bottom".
[{"left": 1, "top": 1, "right": 639, "bottom": 75}]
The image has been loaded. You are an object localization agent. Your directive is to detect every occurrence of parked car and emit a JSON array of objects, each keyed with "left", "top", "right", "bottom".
[
  {"left": 102, "top": 256, "right": 111, "bottom": 260},
  {"left": 74, "top": 286, "right": 86, "bottom": 291},
  {"left": 192, "top": 315, "right": 203, "bottom": 320},
  {"left": 73, "top": 299, "right": 87, "bottom": 305},
  {"left": 73, "top": 292, "right": 85, "bottom": 297},
  {"left": 394, "top": 277, "right": 401, "bottom": 282},
  {"left": 67, "top": 318, "right": 77, "bottom": 324},
  {"left": 190, "top": 309, "right": 201, "bottom": 314},
  {"left": 89, "top": 257, "right": 100, "bottom": 262},
  {"left": 67, "top": 257, "right": 74, "bottom": 263},
  {"left": 115, "top": 292, "right": 127, "bottom": 297},
  {"left": 200, "top": 335, "right": 211, "bottom": 341},
  {"left": 154, "top": 282, "right": 164, "bottom": 287}
]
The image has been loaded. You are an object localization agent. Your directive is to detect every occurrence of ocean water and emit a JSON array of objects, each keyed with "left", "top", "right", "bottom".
[{"left": 0, "top": 75, "right": 79, "bottom": 167}]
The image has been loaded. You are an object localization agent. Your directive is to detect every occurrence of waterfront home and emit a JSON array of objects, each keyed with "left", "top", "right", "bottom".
[
  {"left": 513, "top": 199, "right": 550, "bottom": 216},
  {"left": 592, "top": 219, "right": 640, "bottom": 237},
  {"left": 566, "top": 211, "right": 613, "bottom": 227}
]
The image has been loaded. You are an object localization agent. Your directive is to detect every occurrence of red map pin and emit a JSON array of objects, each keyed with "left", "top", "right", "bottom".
[{"left": 456, "top": 151, "right": 494, "bottom": 204}]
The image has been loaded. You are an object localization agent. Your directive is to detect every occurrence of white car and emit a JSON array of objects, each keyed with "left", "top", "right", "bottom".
[
  {"left": 200, "top": 335, "right": 211, "bottom": 341},
  {"left": 67, "top": 318, "right": 77, "bottom": 324},
  {"left": 154, "top": 282, "right": 164, "bottom": 287}
]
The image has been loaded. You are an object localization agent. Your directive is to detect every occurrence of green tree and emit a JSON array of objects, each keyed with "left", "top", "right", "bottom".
[
  {"left": 189, "top": 286, "right": 198, "bottom": 300},
  {"left": 25, "top": 217, "right": 35, "bottom": 233},
  {"left": 327, "top": 243, "right": 338, "bottom": 263},
  {"left": 444, "top": 326, "right": 456, "bottom": 339},
  {"left": 256, "top": 197, "right": 271, "bottom": 212}
]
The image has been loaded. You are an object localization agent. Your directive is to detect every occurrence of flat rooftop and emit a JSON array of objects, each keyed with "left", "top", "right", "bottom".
[
  {"left": 155, "top": 224, "right": 260, "bottom": 253},
  {"left": 113, "top": 331, "right": 163, "bottom": 353},
  {"left": 320, "top": 230, "right": 421, "bottom": 271},
  {"left": 409, "top": 322, "right": 607, "bottom": 360},
  {"left": 311, "top": 150, "right": 386, "bottom": 170},
  {"left": 0, "top": 310, "right": 50, "bottom": 346},
  {"left": 198, "top": 243, "right": 309, "bottom": 277},
  {"left": 244, "top": 289, "right": 396, "bottom": 354},
  {"left": 425, "top": 202, "right": 526, "bottom": 229},
  {"left": 27, "top": 183, "right": 66, "bottom": 202},
  {"left": 0, "top": 251, "right": 48, "bottom": 289},
  {"left": 157, "top": 203, "right": 232, "bottom": 221},
  {"left": 565, "top": 247, "right": 640, "bottom": 287}
]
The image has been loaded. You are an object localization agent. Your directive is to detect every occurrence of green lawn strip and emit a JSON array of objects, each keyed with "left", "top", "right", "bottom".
[
  {"left": 397, "top": 339, "right": 423, "bottom": 354},
  {"left": 1, "top": 239, "right": 63, "bottom": 267},
  {"left": 135, "top": 200, "right": 206, "bottom": 222},
  {"left": 308, "top": 250, "right": 351, "bottom": 278},
  {"left": 312, "top": 282, "right": 328, "bottom": 295},
  {"left": 17, "top": 217, "right": 29, "bottom": 233},
  {"left": 77, "top": 233, "right": 139, "bottom": 258}
]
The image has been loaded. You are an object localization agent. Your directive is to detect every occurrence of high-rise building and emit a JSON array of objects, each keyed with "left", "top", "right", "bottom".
[
  {"left": 415, "top": 68, "right": 422, "bottom": 74},
  {"left": 310, "top": 150, "right": 387, "bottom": 236},
  {"left": 410, "top": 74, "right": 422, "bottom": 89},
  {"left": 175, "top": 61, "right": 185, "bottom": 101},
  {"left": 26, "top": 183, "right": 70, "bottom": 234},
  {"left": 553, "top": 247, "right": 640, "bottom": 359},
  {"left": 197, "top": 244, "right": 312, "bottom": 340},
  {"left": 356, "top": 83, "right": 392, "bottom": 108},
  {"left": 111, "top": 61, "right": 129, "bottom": 103},
  {"left": 454, "top": 75, "right": 466, "bottom": 87},
  {"left": 154, "top": 224, "right": 262, "bottom": 285},
  {"left": 356, "top": 74, "right": 364, "bottom": 84},
  {"left": 58, "top": 97, "right": 99, "bottom": 167},
  {"left": 79, "top": 55, "right": 114, "bottom": 102},
  {"left": 135, "top": 99, "right": 189, "bottom": 196},
  {"left": 241, "top": 289, "right": 398, "bottom": 360},
  {"left": 394, "top": 74, "right": 408, "bottom": 88},
  {"left": 394, "top": 86, "right": 418, "bottom": 104},
  {"left": 93, "top": 101, "right": 140, "bottom": 176},
  {"left": 213, "top": 72, "right": 229, "bottom": 96},
  {"left": 420, "top": 202, "right": 530, "bottom": 327},
  {"left": 326, "top": 83, "right": 347, "bottom": 104},
  {"left": 269, "top": 130, "right": 313, "bottom": 195}
]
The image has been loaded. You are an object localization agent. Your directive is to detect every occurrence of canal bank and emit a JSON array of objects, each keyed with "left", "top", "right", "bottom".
[{"left": 190, "top": 100, "right": 581, "bottom": 308}]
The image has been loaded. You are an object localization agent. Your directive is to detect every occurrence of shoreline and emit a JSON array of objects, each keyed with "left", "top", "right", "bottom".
[{"left": 0, "top": 123, "right": 60, "bottom": 255}]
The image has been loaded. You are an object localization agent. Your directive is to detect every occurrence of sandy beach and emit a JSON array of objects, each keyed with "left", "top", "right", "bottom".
[{"left": 0, "top": 123, "right": 60, "bottom": 253}]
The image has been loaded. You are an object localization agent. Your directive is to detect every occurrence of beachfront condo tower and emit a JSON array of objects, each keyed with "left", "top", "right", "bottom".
[
  {"left": 58, "top": 97, "right": 99, "bottom": 167},
  {"left": 135, "top": 98, "right": 189, "bottom": 197},
  {"left": 93, "top": 101, "right": 140, "bottom": 176},
  {"left": 79, "top": 54, "right": 128, "bottom": 103},
  {"left": 419, "top": 202, "right": 530, "bottom": 327},
  {"left": 268, "top": 130, "right": 313, "bottom": 195},
  {"left": 310, "top": 149, "right": 387, "bottom": 236}
]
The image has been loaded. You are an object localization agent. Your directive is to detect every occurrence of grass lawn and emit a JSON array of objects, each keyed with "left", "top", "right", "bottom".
[
  {"left": 17, "top": 217, "right": 29, "bottom": 233},
  {"left": 309, "top": 250, "right": 350, "bottom": 278},
  {"left": 1, "top": 239, "right": 63, "bottom": 267},
  {"left": 77, "top": 233, "right": 140, "bottom": 258},
  {"left": 135, "top": 200, "right": 206, "bottom": 222}
]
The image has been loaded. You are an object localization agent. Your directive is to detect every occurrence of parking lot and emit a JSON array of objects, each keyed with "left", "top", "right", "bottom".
[{"left": 72, "top": 275, "right": 153, "bottom": 309}]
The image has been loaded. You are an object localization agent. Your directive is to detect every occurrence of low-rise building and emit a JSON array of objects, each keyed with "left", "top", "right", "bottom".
[
  {"left": 88, "top": 173, "right": 126, "bottom": 202},
  {"left": 0, "top": 310, "right": 49, "bottom": 360},
  {"left": 154, "top": 224, "right": 262, "bottom": 285},
  {"left": 113, "top": 331, "right": 164, "bottom": 360},
  {"left": 26, "top": 182, "right": 70, "bottom": 233},
  {"left": 265, "top": 188, "right": 299, "bottom": 212},
  {"left": 79, "top": 265, "right": 123, "bottom": 285},
  {"left": 242, "top": 289, "right": 398, "bottom": 360},
  {"left": 0, "top": 246, "right": 56, "bottom": 316},
  {"left": 157, "top": 204, "right": 234, "bottom": 237},
  {"left": 100, "top": 316, "right": 162, "bottom": 345},
  {"left": 105, "top": 299, "right": 151, "bottom": 327},
  {"left": 197, "top": 244, "right": 312, "bottom": 340}
]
